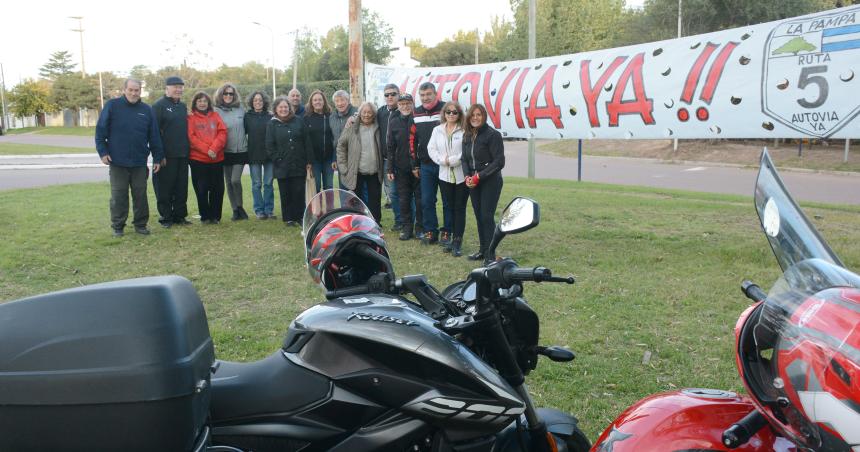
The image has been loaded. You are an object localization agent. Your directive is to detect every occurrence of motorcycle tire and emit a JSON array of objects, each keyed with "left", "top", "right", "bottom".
[{"left": 556, "top": 427, "right": 591, "bottom": 452}]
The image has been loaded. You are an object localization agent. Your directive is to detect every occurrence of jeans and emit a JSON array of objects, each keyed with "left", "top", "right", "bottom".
[
  {"left": 312, "top": 161, "right": 334, "bottom": 193},
  {"left": 419, "top": 161, "right": 439, "bottom": 235},
  {"left": 384, "top": 159, "right": 401, "bottom": 224},
  {"left": 109, "top": 165, "right": 149, "bottom": 230},
  {"left": 249, "top": 162, "right": 274, "bottom": 215}
]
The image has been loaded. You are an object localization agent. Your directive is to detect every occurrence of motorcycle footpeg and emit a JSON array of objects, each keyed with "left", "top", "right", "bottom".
[{"left": 537, "top": 345, "right": 575, "bottom": 362}]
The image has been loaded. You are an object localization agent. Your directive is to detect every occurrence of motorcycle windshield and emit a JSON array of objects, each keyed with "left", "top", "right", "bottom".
[
  {"left": 302, "top": 189, "right": 372, "bottom": 254},
  {"left": 754, "top": 149, "right": 843, "bottom": 273}
]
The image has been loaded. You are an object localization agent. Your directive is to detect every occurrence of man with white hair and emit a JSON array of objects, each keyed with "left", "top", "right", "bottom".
[
  {"left": 330, "top": 90, "right": 357, "bottom": 191},
  {"left": 288, "top": 88, "right": 305, "bottom": 117}
]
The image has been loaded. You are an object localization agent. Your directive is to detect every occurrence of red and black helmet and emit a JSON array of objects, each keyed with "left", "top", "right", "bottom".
[
  {"left": 735, "top": 259, "right": 860, "bottom": 451},
  {"left": 302, "top": 189, "right": 389, "bottom": 290}
]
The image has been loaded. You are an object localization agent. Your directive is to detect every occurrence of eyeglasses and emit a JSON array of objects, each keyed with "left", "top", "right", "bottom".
[
  {"left": 223, "top": 92, "right": 235, "bottom": 97},
  {"left": 384, "top": 92, "right": 398, "bottom": 97},
  {"left": 444, "top": 110, "right": 459, "bottom": 115}
]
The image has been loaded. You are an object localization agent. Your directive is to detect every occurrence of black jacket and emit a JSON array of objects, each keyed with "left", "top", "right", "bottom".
[
  {"left": 244, "top": 110, "right": 273, "bottom": 164},
  {"left": 462, "top": 124, "right": 505, "bottom": 180},
  {"left": 304, "top": 112, "right": 334, "bottom": 164},
  {"left": 265, "top": 116, "right": 313, "bottom": 178},
  {"left": 386, "top": 114, "right": 417, "bottom": 173},
  {"left": 152, "top": 96, "right": 189, "bottom": 159},
  {"left": 376, "top": 105, "right": 400, "bottom": 159},
  {"left": 412, "top": 100, "right": 442, "bottom": 163}
]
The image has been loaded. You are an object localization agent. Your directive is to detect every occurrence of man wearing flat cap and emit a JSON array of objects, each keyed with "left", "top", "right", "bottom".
[{"left": 152, "top": 76, "right": 191, "bottom": 227}]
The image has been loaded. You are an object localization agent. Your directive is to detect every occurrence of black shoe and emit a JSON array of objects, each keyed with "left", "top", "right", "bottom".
[
  {"left": 399, "top": 231, "right": 413, "bottom": 241},
  {"left": 467, "top": 251, "right": 484, "bottom": 261},
  {"left": 231, "top": 209, "right": 241, "bottom": 221},
  {"left": 112, "top": 228, "right": 124, "bottom": 238},
  {"left": 174, "top": 218, "right": 192, "bottom": 225},
  {"left": 161, "top": 221, "right": 172, "bottom": 229},
  {"left": 391, "top": 223, "right": 403, "bottom": 232},
  {"left": 134, "top": 226, "right": 151, "bottom": 235},
  {"left": 256, "top": 213, "right": 267, "bottom": 220},
  {"left": 451, "top": 238, "right": 463, "bottom": 257},
  {"left": 237, "top": 207, "right": 249, "bottom": 220},
  {"left": 285, "top": 220, "right": 298, "bottom": 227},
  {"left": 483, "top": 256, "right": 496, "bottom": 266}
]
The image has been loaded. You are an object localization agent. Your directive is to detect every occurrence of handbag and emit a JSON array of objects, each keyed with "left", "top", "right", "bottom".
[{"left": 305, "top": 167, "right": 317, "bottom": 206}]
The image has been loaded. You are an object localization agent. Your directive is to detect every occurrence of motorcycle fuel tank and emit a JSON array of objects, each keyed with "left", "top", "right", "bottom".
[
  {"left": 282, "top": 294, "right": 526, "bottom": 435},
  {"left": 591, "top": 389, "right": 794, "bottom": 451}
]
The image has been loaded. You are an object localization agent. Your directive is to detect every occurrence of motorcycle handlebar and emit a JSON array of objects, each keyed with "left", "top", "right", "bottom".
[
  {"left": 741, "top": 280, "right": 767, "bottom": 303},
  {"left": 501, "top": 266, "right": 575, "bottom": 285},
  {"left": 325, "top": 284, "right": 370, "bottom": 300}
]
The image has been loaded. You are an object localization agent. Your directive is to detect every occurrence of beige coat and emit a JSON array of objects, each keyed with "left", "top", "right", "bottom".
[{"left": 336, "top": 122, "right": 384, "bottom": 190}]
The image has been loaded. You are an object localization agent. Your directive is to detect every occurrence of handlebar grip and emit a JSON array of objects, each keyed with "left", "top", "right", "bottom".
[
  {"left": 325, "top": 284, "right": 370, "bottom": 300},
  {"left": 504, "top": 266, "right": 552, "bottom": 283},
  {"left": 741, "top": 280, "right": 767, "bottom": 303},
  {"left": 722, "top": 410, "right": 767, "bottom": 449}
]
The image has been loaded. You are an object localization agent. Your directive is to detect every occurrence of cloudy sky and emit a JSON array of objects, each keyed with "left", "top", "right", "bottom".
[{"left": 1, "top": 0, "right": 644, "bottom": 86}]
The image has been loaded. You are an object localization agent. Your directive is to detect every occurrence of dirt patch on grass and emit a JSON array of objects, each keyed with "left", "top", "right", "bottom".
[{"left": 540, "top": 139, "right": 860, "bottom": 172}]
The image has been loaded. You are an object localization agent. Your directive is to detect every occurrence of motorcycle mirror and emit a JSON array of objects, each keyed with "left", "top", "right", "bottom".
[
  {"left": 487, "top": 198, "right": 541, "bottom": 259},
  {"left": 499, "top": 197, "right": 540, "bottom": 234}
]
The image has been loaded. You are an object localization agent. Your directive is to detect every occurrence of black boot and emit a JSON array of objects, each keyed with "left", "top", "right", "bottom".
[
  {"left": 467, "top": 251, "right": 484, "bottom": 261},
  {"left": 237, "top": 206, "right": 249, "bottom": 220},
  {"left": 450, "top": 237, "right": 462, "bottom": 257},
  {"left": 231, "top": 208, "right": 240, "bottom": 221}
]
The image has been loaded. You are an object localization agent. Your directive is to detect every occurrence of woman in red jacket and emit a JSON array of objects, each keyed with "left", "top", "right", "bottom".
[{"left": 187, "top": 91, "right": 228, "bottom": 224}]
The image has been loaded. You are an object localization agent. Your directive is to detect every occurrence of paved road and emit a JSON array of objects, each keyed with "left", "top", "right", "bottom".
[
  {"left": 0, "top": 133, "right": 92, "bottom": 148},
  {"left": 2, "top": 136, "right": 858, "bottom": 205}
]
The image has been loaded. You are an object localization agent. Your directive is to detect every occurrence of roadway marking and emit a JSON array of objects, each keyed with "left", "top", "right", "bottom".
[{"left": 683, "top": 166, "right": 707, "bottom": 172}]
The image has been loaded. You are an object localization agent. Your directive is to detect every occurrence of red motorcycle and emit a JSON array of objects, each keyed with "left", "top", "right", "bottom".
[{"left": 591, "top": 150, "right": 860, "bottom": 452}]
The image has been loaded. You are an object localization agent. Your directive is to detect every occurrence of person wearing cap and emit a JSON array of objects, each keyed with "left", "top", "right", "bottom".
[
  {"left": 95, "top": 78, "right": 164, "bottom": 237},
  {"left": 386, "top": 93, "right": 422, "bottom": 240},
  {"left": 151, "top": 76, "right": 190, "bottom": 228}
]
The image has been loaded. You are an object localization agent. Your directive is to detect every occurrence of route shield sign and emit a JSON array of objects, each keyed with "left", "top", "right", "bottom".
[{"left": 763, "top": 8, "right": 860, "bottom": 138}]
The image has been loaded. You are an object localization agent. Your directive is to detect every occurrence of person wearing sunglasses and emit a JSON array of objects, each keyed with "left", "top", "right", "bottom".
[
  {"left": 214, "top": 83, "right": 249, "bottom": 221},
  {"left": 427, "top": 101, "right": 467, "bottom": 257},
  {"left": 376, "top": 83, "right": 402, "bottom": 232}
]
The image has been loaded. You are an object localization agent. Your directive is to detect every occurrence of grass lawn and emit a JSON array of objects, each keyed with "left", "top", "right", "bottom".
[
  {"left": 4, "top": 126, "right": 96, "bottom": 136},
  {"left": 1, "top": 176, "right": 858, "bottom": 439},
  {"left": 0, "top": 142, "right": 91, "bottom": 155}
]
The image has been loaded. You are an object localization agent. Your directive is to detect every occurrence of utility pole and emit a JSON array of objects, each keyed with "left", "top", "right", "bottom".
[
  {"left": 98, "top": 72, "right": 105, "bottom": 110},
  {"left": 252, "top": 21, "right": 277, "bottom": 100},
  {"left": 292, "top": 29, "right": 300, "bottom": 90},
  {"left": 348, "top": 0, "right": 364, "bottom": 105},
  {"left": 673, "top": 0, "right": 681, "bottom": 152},
  {"left": 527, "top": 0, "right": 536, "bottom": 179},
  {"left": 69, "top": 16, "right": 86, "bottom": 78},
  {"left": 0, "top": 63, "right": 8, "bottom": 134}
]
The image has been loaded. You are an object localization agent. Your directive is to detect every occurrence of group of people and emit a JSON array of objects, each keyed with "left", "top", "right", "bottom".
[{"left": 95, "top": 76, "right": 505, "bottom": 264}]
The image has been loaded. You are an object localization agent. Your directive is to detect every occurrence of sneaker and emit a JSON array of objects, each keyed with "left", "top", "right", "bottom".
[
  {"left": 161, "top": 222, "right": 173, "bottom": 229},
  {"left": 450, "top": 237, "right": 463, "bottom": 257},
  {"left": 439, "top": 231, "right": 451, "bottom": 247},
  {"left": 421, "top": 231, "right": 438, "bottom": 245},
  {"left": 112, "top": 228, "right": 124, "bottom": 238},
  {"left": 286, "top": 220, "right": 299, "bottom": 227},
  {"left": 256, "top": 213, "right": 267, "bottom": 220},
  {"left": 134, "top": 226, "right": 151, "bottom": 235},
  {"left": 267, "top": 213, "right": 277, "bottom": 220}
]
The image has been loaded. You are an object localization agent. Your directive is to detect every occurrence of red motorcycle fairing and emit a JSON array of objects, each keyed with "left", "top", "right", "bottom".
[{"left": 590, "top": 389, "right": 795, "bottom": 452}]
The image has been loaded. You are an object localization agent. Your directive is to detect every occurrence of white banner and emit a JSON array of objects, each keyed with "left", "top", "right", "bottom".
[{"left": 365, "top": 6, "right": 860, "bottom": 140}]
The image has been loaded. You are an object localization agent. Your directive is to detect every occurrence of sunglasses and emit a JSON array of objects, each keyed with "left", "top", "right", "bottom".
[
  {"left": 444, "top": 110, "right": 459, "bottom": 115},
  {"left": 223, "top": 92, "right": 235, "bottom": 96},
  {"left": 384, "top": 92, "right": 399, "bottom": 97}
]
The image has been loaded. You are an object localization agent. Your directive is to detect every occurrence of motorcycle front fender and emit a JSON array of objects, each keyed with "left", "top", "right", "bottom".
[
  {"left": 591, "top": 389, "right": 793, "bottom": 452},
  {"left": 494, "top": 408, "right": 588, "bottom": 452}
]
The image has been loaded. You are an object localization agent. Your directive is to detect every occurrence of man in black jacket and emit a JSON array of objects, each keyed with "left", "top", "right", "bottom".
[
  {"left": 152, "top": 76, "right": 190, "bottom": 228},
  {"left": 413, "top": 82, "right": 443, "bottom": 245},
  {"left": 377, "top": 83, "right": 401, "bottom": 230},
  {"left": 386, "top": 94, "right": 422, "bottom": 240}
]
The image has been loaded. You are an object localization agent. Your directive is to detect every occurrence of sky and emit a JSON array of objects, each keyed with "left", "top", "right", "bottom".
[{"left": 1, "top": 0, "right": 645, "bottom": 87}]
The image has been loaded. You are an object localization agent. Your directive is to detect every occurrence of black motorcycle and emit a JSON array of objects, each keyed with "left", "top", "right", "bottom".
[{"left": 0, "top": 190, "right": 589, "bottom": 452}]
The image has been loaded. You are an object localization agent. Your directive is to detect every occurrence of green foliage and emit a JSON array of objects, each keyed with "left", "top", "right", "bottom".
[
  {"left": 8, "top": 79, "right": 56, "bottom": 117},
  {"left": 420, "top": 30, "right": 479, "bottom": 67},
  {"left": 39, "top": 51, "right": 76, "bottom": 81},
  {"left": 51, "top": 74, "right": 100, "bottom": 114}
]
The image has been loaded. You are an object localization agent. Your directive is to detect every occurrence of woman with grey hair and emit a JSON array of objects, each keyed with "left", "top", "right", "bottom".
[
  {"left": 214, "top": 82, "right": 249, "bottom": 221},
  {"left": 336, "top": 102, "right": 383, "bottom": 222},
  {"left": 329, "top": 89, "right": 357, "bottom": 190}
]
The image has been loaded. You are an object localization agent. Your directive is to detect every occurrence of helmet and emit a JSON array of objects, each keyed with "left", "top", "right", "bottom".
[
  {"left": 302, "top": 189, "right": 389, "bottom": 290},
  {"left": 735, "top": 259, "right": 860, "bottom": 451}
]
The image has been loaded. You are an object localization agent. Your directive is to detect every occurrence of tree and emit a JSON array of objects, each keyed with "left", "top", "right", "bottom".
[
  {"left": 39, "top": 51, "right": 76, "bottom": 81},
  {"left": 480, "top": 16, "right": 516, "bottom": 63},
  {"left": 362, "top": 9, "right": 394, "bottom": 64},
  {"left": 8, "top": 79, "right": 55, "bottom": 120},
  {"left": 407, "top": 39, "right": 429, "bottom": 64},
  {"left": 420, "top": 31, "right": 479, "bottom": 67},
  {"left": 51, "top": 74, "right": 100, "bottom": 126}
]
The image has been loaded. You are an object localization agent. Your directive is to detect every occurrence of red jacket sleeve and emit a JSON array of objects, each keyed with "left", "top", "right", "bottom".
[{"left": 211, "top": 114, "right": 228, "bottom": 155}]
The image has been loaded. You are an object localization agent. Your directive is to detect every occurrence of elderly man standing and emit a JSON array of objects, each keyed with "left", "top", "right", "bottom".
[
  {"left": 288, "top": 88, "right": 305, "bottom": 117},
  {"left": 151, "top": 76, "right": 190, "bottom": 228},
  {"left": 330, "top": 90, "right": 357, "bottom": 192},
  {"left": 95, "top": 79, "right": 164, "bottom": 237}
]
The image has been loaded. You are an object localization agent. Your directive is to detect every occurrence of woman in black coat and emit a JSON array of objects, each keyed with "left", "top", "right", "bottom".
[
  {"left": 462, "top": 104, "right": 505, "bottom": 264},
  {"left": 265, "top": 97, "right": 313, "bottom": 225}
]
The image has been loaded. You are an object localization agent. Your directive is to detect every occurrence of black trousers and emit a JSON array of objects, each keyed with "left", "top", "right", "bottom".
[
  {"left": 277, "top": 176, "right": 305, "bottom": 222},
  {"left": 190, "top": 160, "right": 224, "bottom": 221},
  {"left": 395, "top": 169, "right": 422, "bottom": 233},
  {"left": 355, "top": 173, "right": 382, "bottom": 224},
  {"left": 155, "top": 157, "right": 189, "bottom": 223},
  {"left": 469, "top": 174, "right": 503, "bottom": 254},
  {"left": 439, "top": 180, "right": 469, "bottom": 238},
  {"left": 109, "top": 165, "right": 149, "bottom": 230}
]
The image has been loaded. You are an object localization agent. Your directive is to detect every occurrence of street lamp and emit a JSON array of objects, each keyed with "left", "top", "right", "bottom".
[{"left": 252, "top": 21, "right": 277, "bottom": 100}]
